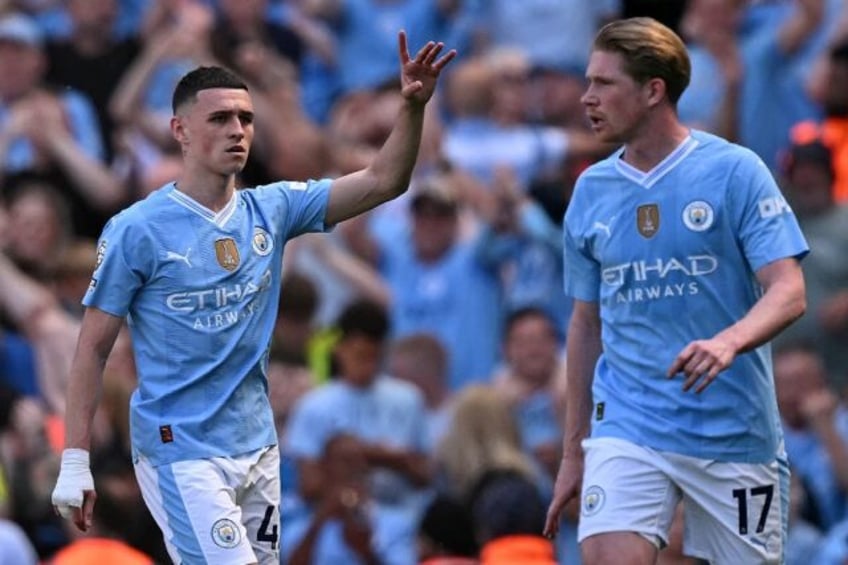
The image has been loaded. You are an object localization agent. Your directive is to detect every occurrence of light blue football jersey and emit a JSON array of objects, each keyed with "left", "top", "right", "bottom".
[
  {"left": 85, "top": 180, "right": 332, "bottom": 466},
  {"left": 563, "top": 130, "right": 809, "bottom": 464}
]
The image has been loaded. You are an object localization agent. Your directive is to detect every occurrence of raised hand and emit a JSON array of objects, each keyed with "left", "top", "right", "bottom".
[{"left": 397, "top": 30, "right": 456, "bottom": 106}]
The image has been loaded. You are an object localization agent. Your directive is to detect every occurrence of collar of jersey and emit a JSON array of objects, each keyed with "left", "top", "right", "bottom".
[
  {"left": 168, "top": 183, "right": 239, "bottom": 227},
  {"left": 614, "top": 134, "right": 699, "bottom": 189}
]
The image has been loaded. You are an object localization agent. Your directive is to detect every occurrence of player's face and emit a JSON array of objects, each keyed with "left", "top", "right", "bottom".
[
  {"left": 173, "top": 88, "right": 255, "bottom": 177},
  {"left": 581, "top": 50, "right": 651, "bottom": 144}
]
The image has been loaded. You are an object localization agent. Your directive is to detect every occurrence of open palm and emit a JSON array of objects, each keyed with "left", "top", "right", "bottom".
[{"left": 397, "top": 30, "right": 456, "bottom": 106}]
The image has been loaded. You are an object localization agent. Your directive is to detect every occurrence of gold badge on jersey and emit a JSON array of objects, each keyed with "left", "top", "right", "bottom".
[
  {"left": 215, "top": 238, "right": 240, "bottom": 271},
  {"left": 637, "top": 204, "right": 660, "bottom": 239}
]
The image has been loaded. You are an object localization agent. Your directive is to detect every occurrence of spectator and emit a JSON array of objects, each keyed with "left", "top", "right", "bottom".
[
  {"left": 0, "top": 518, "right": 38, "bottom": 565},
  {"left": 285, "top": 432, "right": 416, "bottom": 565},
  {"left": 45, "top": 0, "right": 141, "bottom": 163},
  {"left": 0, "top": 12, "right": 126, "bottom": 238},
  {"left": 774, "top": 138, "right": 848, "bottom": 385},
  {"left": 775, "top": 342, "right": 848, "bottom": 530},
  {"left": 346, "top": 175, "right": 502, "bottom": 391},
  {"left": 468, "top": 470, "right": 557, "bottom": 565},
  {"left": 434, "top": 385, "right": 541, "bottom": 501},
  {"left": 284, "top": 299, "right": 431, "bottom": 559},
  {"left": 416, "top": 494, "right": 479, "bottom": 565},
  {"left": 387, "top": 333, "right": 453, "bottom": 453}
]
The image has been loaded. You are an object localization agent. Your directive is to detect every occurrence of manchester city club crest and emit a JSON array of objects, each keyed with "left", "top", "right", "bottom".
[
  {"left": 210, "top": 518, "right": 241, "bottom": 549},
  {"left": 214, "top": 238, "right": 240, "bottom": 271},
  {"left": 582, "top": 485, "right": 606, "bottom": 517},
  {"left": 252, "top": 227, "right": 273, "bottom": 256},
  {"left": 682, "top": 200, "right": 715, "bottom": 232},
  {"left": 637, "top": 204, "right": 660, "bottom": 238}
]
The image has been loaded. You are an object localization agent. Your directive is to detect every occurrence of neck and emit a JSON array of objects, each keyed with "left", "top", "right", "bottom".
[
  {"left": 175, "top": 168, "right": 236, "bottom": 212},
  {"left": 622, "top": 110, "right": 690, "bottom": 172}
]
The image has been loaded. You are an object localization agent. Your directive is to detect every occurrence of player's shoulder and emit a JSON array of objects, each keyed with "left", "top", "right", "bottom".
[
  {"left": 241, "top": 179, "right": 326, "bottom": 200},
  {"left": 575, "top": 148, "right": 621, "bottom": 185},
  {"left": 690, "top": 129, "right": 765, "bottom": 170},
  {"left": 101, "top": 184, "right": 175, "bottom": 238}
]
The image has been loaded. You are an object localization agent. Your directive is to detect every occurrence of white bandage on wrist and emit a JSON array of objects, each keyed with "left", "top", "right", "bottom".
[{"left": 51, "top": 448, "right": 94, "bottom": 519}]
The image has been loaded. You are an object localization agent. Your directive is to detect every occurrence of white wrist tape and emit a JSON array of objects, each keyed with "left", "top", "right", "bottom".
[{"left": 51, "top": 448, "right": 94, "bottom": 519}]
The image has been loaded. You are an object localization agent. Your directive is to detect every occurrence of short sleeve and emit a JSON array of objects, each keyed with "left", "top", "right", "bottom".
[
  {"left": 562, "top": 183, "right": 601, "bottom": 301},
  {"left": 729, "top": 153, "right": 809, "bottom": 272},
  {"left": 83, "top": 213, "right": 152, "bottom": 317},
  {"left": 260, "top": 178, "right": 333, "bottom": 238},
  {"left": 284, "top": 394, "right": 330, "bottom": 460}
]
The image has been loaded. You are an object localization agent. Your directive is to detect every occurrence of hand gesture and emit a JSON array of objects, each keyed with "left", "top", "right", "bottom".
[
  {"left": 397, "top": 30, "right": 456, "bottom": 107},
  {"left": 543, "top": 452, "right": 584, "bottom": 538},
  {"left": 667, "top": 334, "right": 737, "bottom": 393},
  {"left": 51, "top": 449, "right": 97, "bottom": 532}
]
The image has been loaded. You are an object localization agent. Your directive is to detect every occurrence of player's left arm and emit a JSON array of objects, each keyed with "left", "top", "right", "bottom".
[
  {"left": 324, "top": 31, "right": 456, "bottom": 226},
  {"left": 669, "top": 257, "right": 806, "bottom": 393}
]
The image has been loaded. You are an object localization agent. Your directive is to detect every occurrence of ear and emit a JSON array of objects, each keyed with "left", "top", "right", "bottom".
[
  {"left": 170, "top": 115, "right": 188, "bottom": 145},
  {"left": 644, "top": 77, "right": 667, "bottom": 107}
]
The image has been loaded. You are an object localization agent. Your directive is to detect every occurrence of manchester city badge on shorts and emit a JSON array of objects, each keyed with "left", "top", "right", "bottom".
[
  {"left": 682, "top": 200, "right": 715, "bottom": 231},
  {"left": 582, "top": 485, "right": 606, "bottom": 517},
  {"left": 252, "top": 227, "right": 273, "bottom": 256},
  {"left": 211, "top": 518, "right": 241, "bottom": 549}
]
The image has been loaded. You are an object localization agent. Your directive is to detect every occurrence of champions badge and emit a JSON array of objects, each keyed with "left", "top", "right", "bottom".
[
  {"left": 637, "top": 204, "right": 660, "bottom": 238},
  {"left": 215, "top": 238, "right": 240, "bottom": 271}
]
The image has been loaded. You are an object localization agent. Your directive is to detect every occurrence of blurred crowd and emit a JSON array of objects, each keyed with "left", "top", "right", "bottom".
[{"left": 1, "top": 0, "right": 848, "bottom": 564}]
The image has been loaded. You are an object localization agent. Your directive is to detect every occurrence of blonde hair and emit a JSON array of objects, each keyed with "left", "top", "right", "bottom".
[
  {"left": 435, "top": 385, "right": 536, "bottom": 497},
  {"left": 594, "top": 17, "right": 691, "bottom": 103}
]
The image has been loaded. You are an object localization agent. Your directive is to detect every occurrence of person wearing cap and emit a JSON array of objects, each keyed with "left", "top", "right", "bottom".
[
  {"left": 0, "top": 11, "right": 126, "bottom": 240},
  {"left": 344, "top": 172, "right": 502, "bottom": 392}
]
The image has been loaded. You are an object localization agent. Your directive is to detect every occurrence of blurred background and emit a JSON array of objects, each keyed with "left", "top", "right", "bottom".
[{"left": 1, "top": 0, "right": 848, "bottom": 563}]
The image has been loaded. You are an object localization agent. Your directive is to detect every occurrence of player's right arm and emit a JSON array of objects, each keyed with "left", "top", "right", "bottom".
[
  {"left": 51, "top": 306, "right": 124, "bottom": 532},
  {"left": 544, "top": 299, "right": 602, "bottom": 538}
]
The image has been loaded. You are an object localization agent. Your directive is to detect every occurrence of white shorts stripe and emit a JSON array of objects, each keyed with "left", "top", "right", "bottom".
[{"left": 134, "top": 446, "right": 280, "bottom": 565}]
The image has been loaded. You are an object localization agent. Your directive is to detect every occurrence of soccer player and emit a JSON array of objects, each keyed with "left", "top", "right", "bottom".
[
  {"left": 49, "top": 31, "right": 455, "bottom": 564},
  {"left": 543, "top": 18, "right": 808, "bottom": 565}
]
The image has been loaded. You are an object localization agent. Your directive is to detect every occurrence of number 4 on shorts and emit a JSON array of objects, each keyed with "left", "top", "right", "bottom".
[
  {"left": 257, "top": 505, "right": 279, "bottom": 550},
  {"left": 731, "top": 484, "right": 774, "bottom": 535}
]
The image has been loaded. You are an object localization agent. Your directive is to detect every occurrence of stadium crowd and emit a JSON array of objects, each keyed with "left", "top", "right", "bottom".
[{"left": 1, "top": 0, "right": 848, "bottom": 563}]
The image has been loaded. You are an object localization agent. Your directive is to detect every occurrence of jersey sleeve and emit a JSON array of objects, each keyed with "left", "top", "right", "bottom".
[
  {"left": 262, "top": 178, "right": 333, "bottom": 238},
  {"left": 729, "top": 152, "right": 809, "bottom": 272},
  {"left": 82, "top": 213, "right": 152, "bottom": 317},
  {"left": 562, "top": 179, "right": 601, "bottom": 301}
]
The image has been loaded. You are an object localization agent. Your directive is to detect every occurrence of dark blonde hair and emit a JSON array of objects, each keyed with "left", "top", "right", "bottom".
[{"left": 594, "top": 17, "right": 691, "bottom": 104}]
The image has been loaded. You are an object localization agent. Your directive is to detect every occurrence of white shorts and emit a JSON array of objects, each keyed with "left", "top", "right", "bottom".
[
  {"left": 135, "top": 445, "right": 281, "bottom": 565},
  {"left": 578, "top": 437, "right": 788, "bottom": 565}
]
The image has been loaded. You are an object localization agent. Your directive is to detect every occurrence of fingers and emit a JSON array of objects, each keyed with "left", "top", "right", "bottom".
[
  {"left": 397, "top": 30, "right": 410, "bottom": 64},
  {"left": 433, "top": 49, "right": 458, "bottom": 71},
  {"left": 398, "top": 30, "right": 457, "bottom": 72},
  {"left": 82, "top": 490, "right": 97, "bottom": 531},
  {"left": 72, "top": 505, "right": 87, "bottom": 532},
  {"left": 667, "top": 344, "right": 693, "bottom": 377},
  {"left": 65, "top": 491, "right": 97, "bottom": 532},
  {"left": 543, "top": 501, "right": 563, "bottom": 538}
]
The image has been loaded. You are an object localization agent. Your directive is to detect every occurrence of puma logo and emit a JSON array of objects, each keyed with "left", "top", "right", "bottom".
[
  {"left": 164, "top": 248, "right": 192, "bottom": 268},
  {"left": 592, "top": 220, "right": 612, "bottom": 237}
]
